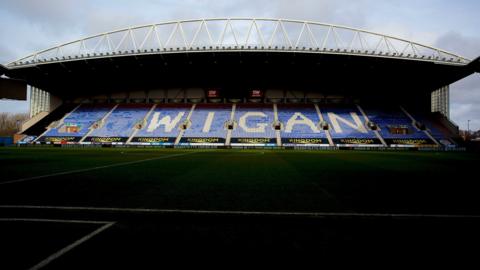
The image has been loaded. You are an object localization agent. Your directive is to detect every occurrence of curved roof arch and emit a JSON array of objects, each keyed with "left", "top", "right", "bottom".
[{"left": 6, "top": 18, "right": 471, "bottom": 68}]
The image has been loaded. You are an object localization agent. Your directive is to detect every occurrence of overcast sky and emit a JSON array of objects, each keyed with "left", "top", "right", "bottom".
[{"left": 0, "top": 0, "right": 479, "bottom": 130}]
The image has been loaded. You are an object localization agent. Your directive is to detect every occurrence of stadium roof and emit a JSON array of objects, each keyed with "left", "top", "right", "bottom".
[
  {"left": 4, "top": 18, "right": 473, "bottom": 67},
  {"left": 2, "top": 18, "right": 479, "bottom": 96}
]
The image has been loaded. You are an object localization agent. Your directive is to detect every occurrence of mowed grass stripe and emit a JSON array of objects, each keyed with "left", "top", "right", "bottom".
[
  {"left": 0, "top": 150, "right": 345, "bottom": 211},
  {"left": 0, "top": 151, "right": 198, "bottom": 185},
  {"left": 0, "top": 147, "right": 196, "bottom": 182},
  {"left": 0, "top": 148, "right": 479, "bottom": 214}
]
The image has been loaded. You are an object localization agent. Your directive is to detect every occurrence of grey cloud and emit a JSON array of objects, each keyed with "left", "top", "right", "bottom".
[
  {"left": 82, "top": 12, "right": 152, "bottom": 36},
  {"left": 1, "top": 0, "right": 78, "bottom": 18},
  {"left": 0, "top": 43, "right": 15, "bottom": 64},
  {"left": 450, "top": 100, "right": 480, "bottom": 131},
  {"left": 0, "top": 0, "right": 88, "bottom": 34},
  {"left": 1, "top": 0, "right": 370, "bottom": 50},
  {"left": 270, "top": 0, "right": 367, "bottom": 27},
  {"left": 435, "top": 32, "right": 480, "bottom": 130},
  {"left": 450, "top": 74, "right": 480, "bottom": 130},
  {"left": 435, "top": 31, "right": 480, "bottom": 60},
  {"left": 450, "top": 75, "right": 480, "bottom": 103}
]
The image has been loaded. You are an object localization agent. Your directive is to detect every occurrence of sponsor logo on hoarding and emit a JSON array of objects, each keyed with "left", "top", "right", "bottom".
[
  {"left": 184, "top": 137, "right": 224, "bottom": 143},
  {"left": 87, "top": 137, "right": 127, "bottom": 143},
  {"left": 337, "top": 138, "right": 378, "bottom": 145},
  {"left": 387, "top": 139, "right": 434, "bottom": 145},
  {"left": 43, "top": 136, "right": 80, "bottom": 143},
  {"left": 283, "top": 138, "right": 324, "bottom": 144},
  {"left": 132, "top": 137, "right": 175, "bottom": 143},
  {"left": 231, "top": 138, "right": 275, "bottom": 144}
]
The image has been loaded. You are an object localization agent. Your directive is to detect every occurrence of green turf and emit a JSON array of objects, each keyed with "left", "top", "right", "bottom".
[
  {"left": 0, "top": 147, "right": 479, "bottom": 214},
  {"left": 1, "top": 147, "right": 480, "bottom": 264}
]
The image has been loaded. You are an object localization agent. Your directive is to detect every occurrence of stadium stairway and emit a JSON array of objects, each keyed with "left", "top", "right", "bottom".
[
  {"left": 127, "top": 104, "right": 157, "bottom": 144},
  {"left": 400, "top": 106, "right": 440, "bottom": 146},
  {"left": 225, "top": 104, "right": 236, "bottom": 146},
  {"left": 180, "top": 104, "right": 232, "bottom": 145},
  {"left": 273, "top": 104, "right": 282, "bottom": 146},
  {"left": 21, "top": 103, "right": 79, "bottom": 137},
  {"left": 361, "top": 105, "right": 434, "bottom": 147},
  {"left": 357, "top": 105, "right": 387, "bottom": 146},
  {"left": 87, "top": 104, "right": 153, "bottom": 142},
  {"left": 315, "top": 104, "right": 334, "bottom": 146},
  {"left": 321, "top": 105, "right": 382, "bottom": 147},
  {"left": 132, "top": 104, "right": 191, "bottom": 144},
  {"left": 80, "top": 104, "right": 119, "bottom": 143},
  {"left": 34, "top": 104, "right": 117, "bottom": 143},
  {"left": 230, "top": 104, "right": 276, "bottom": 146},
  {"left": 276, "top": 104, "right": 331, "bottom": 147},
  {"left": 174, "top": 104, "right": 196, "bottom": 144},
  {"left": 404, "top": 109, "right": 459, "bottom": 147}
]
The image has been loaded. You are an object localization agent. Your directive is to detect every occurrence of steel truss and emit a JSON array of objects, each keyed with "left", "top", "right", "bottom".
[{"left": 6, "top": 18, "right": 470, "bottom": 68}]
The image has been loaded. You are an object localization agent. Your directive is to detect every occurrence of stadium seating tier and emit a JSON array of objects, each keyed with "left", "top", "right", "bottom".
[{"left": 33, "top": 103, "right": 456, "bottom": 147}]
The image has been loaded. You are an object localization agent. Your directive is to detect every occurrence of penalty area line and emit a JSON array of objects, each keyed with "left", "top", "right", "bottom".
[
  {"left": 0, "top": 151, "right": 197, "bottom": 186},
  {"left": 28, "top": 221, "right": 116, "bottom": 270}
]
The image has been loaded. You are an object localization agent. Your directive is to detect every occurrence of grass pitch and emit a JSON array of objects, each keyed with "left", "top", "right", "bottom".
[
  {"left": 0, "top": 147, "right": 479, "bottom": 266},
  {"left": 0, "top": 147, "right": 479, "bottom": 214}
]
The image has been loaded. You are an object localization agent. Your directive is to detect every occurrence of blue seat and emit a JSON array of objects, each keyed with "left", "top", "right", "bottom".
[
  {"left": 231, "top": 105, "right": 276, "bottom": 139},
  {"left": 277, "top": 105, "right": 326, "bottom": 139},
  {"left": 321, "top": 106, "right": 376, "bottom": 139},
  {"left": 135, "top": 105, "right": 190, "bottom": 139},
  {"left": 364, "top": 108, "right": 428, "bottom": 139},
  {"left": 183, "top": 104, "right": 231, "bottom": 139},
  {"left": 409, "top": 112, "right": 448, "bottom": 140},
  {"left": 90, "top": 104, "right": 152, "bottom": 138},
  {"left": 45, "top": 104, "right": 113, "bottom": 137}
]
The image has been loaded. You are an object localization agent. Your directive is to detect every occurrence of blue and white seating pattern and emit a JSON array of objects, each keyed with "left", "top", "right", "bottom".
[
  {"left": 410, "top": 113, "right": 445, "bottom": 139},
  {"left": 231, "top": 105, "right": 276, "bottom": 139},
  {"left": 364, "top": 107, "right": 428, "bottom": 139},
  {"left": 321, "top": 106, "right": 376, "bottom": 139},
  {"left": 34, "top": 103, "right": 456, "bottom": 147},
  {"left": 277, "top": 104, "right": 327, "bottom": 139},
  {"left": 135, "top": 105, "right": 190, "bottom": 138},
  {"left": 89, "top": 104, "right": 151, "bottom": 138},
  {"left": 408, "top": 112, "right": 454, "bottom": 146},
  {"left": 182, "top": 104, "right": 231, "bottom": 139},
  {"left": 44, "top": 104, "right": 113, "bottom": 137}
]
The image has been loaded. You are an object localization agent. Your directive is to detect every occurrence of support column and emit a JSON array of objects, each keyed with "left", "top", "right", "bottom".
[
  {"left": 225, "top": 104, "right": 236, "bottom": 146},
  {"left": 431, "top": 85, "right": 449, "bottom": 118},
  {"left": 273, "top": 103, "right": 282, "bottom": 146},
  {"left": 29, "top": 87, "right": 51, "bottom": 118}
]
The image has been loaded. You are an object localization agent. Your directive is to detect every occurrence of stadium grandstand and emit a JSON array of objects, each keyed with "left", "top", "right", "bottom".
[
  {"left": 2, "top": 18, "right": 480, "bottom": 266},
  {"left": 1, "top": 18, "right": 479, "bottom": 148}
]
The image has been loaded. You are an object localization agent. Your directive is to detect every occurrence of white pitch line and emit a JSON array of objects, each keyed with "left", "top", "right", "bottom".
[
  {"left": 0, "top": 218, "right": 111, "bottom": 224},
  {"left": 1, "top": 205, "right": 479, "bottom": 219},
  {"left": 28, "top": 221, "right": 116, "bottom": 270},
  {"left": 0, "top": 151, "right": 196, "bottom": 185}
]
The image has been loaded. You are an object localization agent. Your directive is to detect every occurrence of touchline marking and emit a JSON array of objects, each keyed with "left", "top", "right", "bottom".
[
  {"left": 0, "top": 218, "right": 111, "bottom": 224},
  {"left": 0, "top": 151, "right": 196, "bottom": 185},
  {"left": 1, "top": 205, "right": 479, "bottom": 219},
  {"left": 28, "top": 221, "right": 115, "bottom": 270}
]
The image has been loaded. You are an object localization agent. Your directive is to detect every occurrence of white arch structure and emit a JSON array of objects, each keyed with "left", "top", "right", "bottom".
[{"left": 6, "top": 18, "right": 471, "bottom": 68}]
